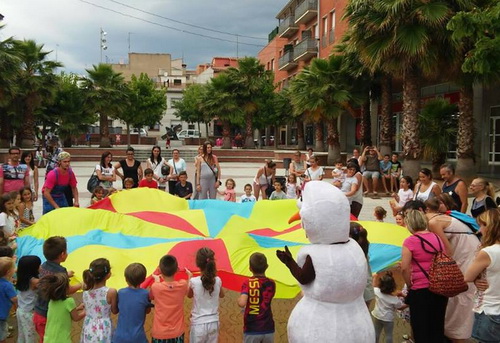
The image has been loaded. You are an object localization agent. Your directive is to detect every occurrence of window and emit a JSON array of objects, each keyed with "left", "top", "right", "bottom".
[
  {"left": 323, "top": 16, "right": 328, "bottom": 34},
  {"left": 173, "top": 79, "right": 182, "bottom": 86},
  {"left": 270, "top": 58, "right": 275, "bottom": 71},
  {"left": 313, "top": 24, "right": 318, "bottom": 39},
  {"left": 330, "top": 11, "right": 336, "bottom": 31}
]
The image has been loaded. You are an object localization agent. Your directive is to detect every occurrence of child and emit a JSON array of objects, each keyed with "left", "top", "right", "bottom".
[
  {"left": 218, "top": 179, "right": 236, "bottom": 202},
  {"left": 0, "top": 193, "right": 19, "bottom": 239},
  {"left": 390, "top": 176, "right": 414, "bottom": 216},
  {"left": 138, "top": 168, "right": 158, "bottom": 189},
  {"left": 90, "top": 185, "right": 105, "bottom": 205},
  {"left": 350, "top": 223, "right": 374, "bottom": 308},
  {"left": 395, "top": 212, "right": 405, "bottom": 227},
  {"left": 390, "top": 153, "right": 402, "bottom": 193},
  {"left": 269, "top": 180, "right": 287, "bottom": 200},
  {"left": 18, "top": 187, "right": 35, "bottom": 228},
  {"left": 286, "top": 174, "right": 299, "bottom": 199},
  {"left": 374, "top": 206, "right": 387, "bottom": 222},
  {"left": 464, "top": 209, "right": 500, "bottom": 342},
  {"left": 33, "top": 236, "right": 82, "bottom": 341},
  {"left": 237, "top": 252, "right": 275, "bottom": 341},
  {"left": 81, "top": 258, "right": 118, "bottom": 343},
  {"left": 150, "top": 255, "right": 191, "bottom": 342},
  {"left": 16, "top": 255, "right": 41, "bottom": 343},
  {"left": 371, "top": 272, "right": 406, "bottom": 343},
  {"left": 123, "top": 178, "right": 135, "bottom": 190},
  {"left": 380, "top": 154, "right": 392, "bottom": 194},
  {"left": 113, "top": 263, "right": 151, "bottom": 343},
  {"left": 188, "top": 247, "right": 225, "bottom": 343},
  {"left": 173, "top": 171, "right": 193, "bottom": 199},
  {"left": 39, "top": 273, "right": 85, "bottom": 342},
  {"left": 240, "top": 184, "right": 256, "bottom": 203},
  {"left": 331, "top": 160, "right": 346, "bottom": 184},
  {"left": 0, "top": 257, "right": 17, "bottom": 343}
]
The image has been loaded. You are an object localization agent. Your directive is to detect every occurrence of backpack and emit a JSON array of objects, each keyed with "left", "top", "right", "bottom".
[{"left": 412, "top": 234, "right": 468, "bottom": 298}]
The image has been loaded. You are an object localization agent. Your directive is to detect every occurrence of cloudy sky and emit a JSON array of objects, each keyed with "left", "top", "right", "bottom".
[{"left": 1, "top": 0, "right": 287, "bottom": 73}]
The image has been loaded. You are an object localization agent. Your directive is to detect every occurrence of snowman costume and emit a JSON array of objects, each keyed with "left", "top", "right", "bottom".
[{"left": 277, "top": 181, "right": 375, "bottom": 342}]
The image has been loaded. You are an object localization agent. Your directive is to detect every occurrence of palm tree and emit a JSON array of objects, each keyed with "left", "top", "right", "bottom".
[
  {"left": 290, "top": 56, "right": 358, "bottom": 164},
  {"left": 419, "top": 98, "right": 458, "bottom": 177},
  {"left": 13, "top": 39, "right": 61, "bottom": 147},
  {"left": 201, "top": 73, "right": 242, "bottom": 149},
  {"left": 81, "top": 64, "right": 127, "bottom": 147},
  {"left": 226, "top": 57, "right": 274, "bottom": 149},
  {"left": 344, "top": 0, "right": 471, "bottom": 179},
  {"left": 0, "top": 27, "right": 20, "bottom": 148}
]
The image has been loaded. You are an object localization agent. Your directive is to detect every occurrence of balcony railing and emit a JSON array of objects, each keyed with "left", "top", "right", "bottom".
[
  {"left": 294, "top": 37, "right": 318, "bottom": 61},
  {"left": 278, "top": 16, "right": 299, "bottom": 38},
  {"left": 279, "top": 51, "right": 298, "bottom": 71},
  {"left": 295, "top": 0, "right": 318, "bottom": 25},
  {"left": 329, "top": 28, "right": 335, "bottom": 44}
]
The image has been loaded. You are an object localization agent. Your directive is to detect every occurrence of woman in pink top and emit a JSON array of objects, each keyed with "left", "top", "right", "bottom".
[{"left": 401, "top": 210, "right": 448, "bottom": 343}]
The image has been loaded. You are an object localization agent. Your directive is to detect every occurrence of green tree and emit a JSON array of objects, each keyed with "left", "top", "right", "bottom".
[
  {"left": 447, "top": 0, "right": 499, "bottom": 179},
  {"left": 0, "top": 27, "right": 20, "bottom": 147},
  {"left": 419, "top": 99, "right": 458, "bottom": 177},
  {"left": 41, "top": 73, "right": 97, "bottom": 147},
  {"left": 226, "top": 57, "right": 275, "bottom": 148},
  {"left": 173, "top": 83, "right": 209, "bottom": 140},
  {"left": 201, "top": 73, "right": 242, "bottom": 149},
  {"left": 81, "top": 64, "right": 127, "bottom": 147},
  {"left": 12, "top": 39, "right": 62, "bottom": 147},
  {"left": 344, "top": 0, "right": 471, "bottom": 179},
  {"left": 290, "top": 56, "right": 358, "bottom": 164},
  {"left": 119, "top": 73, "right": 166, "bottom": 146}
]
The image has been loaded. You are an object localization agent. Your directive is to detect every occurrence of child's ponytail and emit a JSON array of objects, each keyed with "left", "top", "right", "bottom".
[
  {"left": 196, "top": 247, "right": 217, "bottom": 296},
  {"left": 83, "top": 258, "right": 111, "bottom": 291}
]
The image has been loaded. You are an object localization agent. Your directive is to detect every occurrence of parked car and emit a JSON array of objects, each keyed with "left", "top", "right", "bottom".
[
  {"left": 130, "top": 128, "right": 148, "bottom": 137},
  {"left": 177, "top": 129, "right": 200, "bottom": 139}
]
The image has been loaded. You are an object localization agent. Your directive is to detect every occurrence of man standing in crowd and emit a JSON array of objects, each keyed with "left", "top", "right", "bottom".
[
  {"left": 42, "top": 152, "right": 79, "bottom": 214},
  {"left": 0, "top": 146, "right": 29, "bottom": 194},
  {"left": 440, "top": 164, "right": 468, "bottom": 213}
]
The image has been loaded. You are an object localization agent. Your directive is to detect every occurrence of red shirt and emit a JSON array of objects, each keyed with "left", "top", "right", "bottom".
[{"left": 138, "top": 179, "right": 158, "bottom": 189}]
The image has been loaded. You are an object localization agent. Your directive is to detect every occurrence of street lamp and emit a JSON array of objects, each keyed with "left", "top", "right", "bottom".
[{"left": 100, "top": 27, "right": 107, "bottom": 63}]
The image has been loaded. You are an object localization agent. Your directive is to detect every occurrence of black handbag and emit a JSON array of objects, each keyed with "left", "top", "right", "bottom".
[
  {"left": 87, "top": 170, "right": 99, "bottom": 193},
  {"left": 264, "top": 167, "right": 274, "bottom": 197},
  {"left": 161, "top": 164, "right": 170, "bottom": 176}
]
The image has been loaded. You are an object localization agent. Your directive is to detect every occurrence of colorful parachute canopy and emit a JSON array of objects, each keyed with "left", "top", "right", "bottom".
[{"left": 17, "top": 189, "right": 408, "bottom": 298}]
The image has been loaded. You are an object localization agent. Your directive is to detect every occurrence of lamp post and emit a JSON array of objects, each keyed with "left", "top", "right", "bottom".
[{"left": 100, "top": 27, "right": 107, "bottom": 63}]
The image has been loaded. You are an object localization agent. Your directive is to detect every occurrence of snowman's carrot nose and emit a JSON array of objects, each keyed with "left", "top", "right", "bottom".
[{"left": 288, "top": 212, "right": 301, "bottom": 224}]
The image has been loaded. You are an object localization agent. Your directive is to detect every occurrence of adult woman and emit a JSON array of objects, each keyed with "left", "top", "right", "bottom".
[
  {"left": 304, "top": 156, "right": 324, "bottom": 182},
  {"left": 196, "top": 142, "right": 220, "bottom": 199},
  {"left": 341, "top": 162, "right": 360, "bottom": 207},
  {"left": 401, "top": 210, "right": 448, "bottom": 343},
  {"left": 469, "top": 178, "right": 497, "bottom": 218},
  {"left": 464, "top": 209, "right": 500, "bottom": 343},
  {"left": 167, "top": 149, "right": 187, "bottom": 195},
  {"left": 289, "top": 151, "right": 307, "bottom": 187},
  {"left": 193, "top": 145, "right": 203, "bottom": 199},
  {"left": 146, "top": 146, "right": 168, "bottom": 191},
  {"left": 347, "top": 158, "right": 364, "bottom": 218},
  {"left": 114, "top": 147, "right": 143, "bottom": 188},
  {"left": 21, "top": 151, "right": 39, "bottom": 201},
  {"left": 424, "top": 198, "right": 479, "bottom": 342},
  {"left": 414, "top": 168, "right": 441, "bottom": 202},
  {"left": 95, "top": 151, "right": 116, "bottom": 190},
  {"left": 253, "top": 161, "right": 276, "bottom": 200}
]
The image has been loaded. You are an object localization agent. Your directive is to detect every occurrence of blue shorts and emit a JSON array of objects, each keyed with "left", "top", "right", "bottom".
[{"left": 472, "top": 312, "right": 500, "bottom": 343}]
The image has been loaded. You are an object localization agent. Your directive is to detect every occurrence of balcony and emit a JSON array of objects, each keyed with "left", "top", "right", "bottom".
[
  {"left": 329, "top": 28, "right": 335, "bottom": 44},
  {"left": 295, "top": 0, "right": 318, "bottom": 25},
  {"left": 278, "top": 16, "right": 299, "bottom": 38},
  {"left": 279, "top": 51, "right": 298, "bottom": 71},
  {"left": 294, "top": 37, "right": 318, "bottom": 62}
]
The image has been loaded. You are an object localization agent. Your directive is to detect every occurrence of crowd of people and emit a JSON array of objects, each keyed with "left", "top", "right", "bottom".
[{"left": 1, "top": 142, "right": 500, "bottom": 342}]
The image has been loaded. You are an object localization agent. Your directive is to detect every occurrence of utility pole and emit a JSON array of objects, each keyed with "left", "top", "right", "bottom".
[
  {"left": 128, "top": 32, "right": 134, "bottom": 54},
  {"left": 100, "top": 27, "right": 107, "bottom": 63}
]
